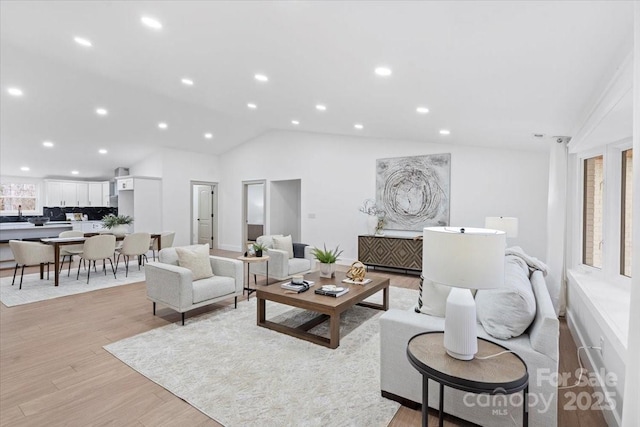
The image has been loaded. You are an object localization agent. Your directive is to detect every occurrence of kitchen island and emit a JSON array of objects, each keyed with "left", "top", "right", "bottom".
[{"left": 0, "top": 222, "right": 73, "bottom": 269}]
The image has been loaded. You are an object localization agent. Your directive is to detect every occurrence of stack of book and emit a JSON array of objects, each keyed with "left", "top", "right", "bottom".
[
  {"left": 314, "top": 286, "right": 350, "bottom": 297},
  {"left": 281, "top": 280, "right": 314, "bottom": 293}
]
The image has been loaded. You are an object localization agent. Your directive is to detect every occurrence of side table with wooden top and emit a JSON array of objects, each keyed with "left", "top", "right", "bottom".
[
  {"left": 407, "top": 331, "right": 529, "bottom": 427},
  {"left": 237, "top": 255, "right": 269, "bottom": 300}
]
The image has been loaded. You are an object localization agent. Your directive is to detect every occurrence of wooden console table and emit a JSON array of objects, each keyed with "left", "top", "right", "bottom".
[{"left": 357, "top": 235, "right": 422, "bottom": 273}]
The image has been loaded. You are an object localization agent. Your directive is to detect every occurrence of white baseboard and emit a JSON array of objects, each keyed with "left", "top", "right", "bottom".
[{"left": 218, "top": 244, "right": 242, "bottom": 252}]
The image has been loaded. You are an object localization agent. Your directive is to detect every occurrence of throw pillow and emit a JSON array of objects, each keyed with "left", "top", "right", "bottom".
[
  {"left": 475, "top": 256, "right": 536, "bottom": 339},
  {"left": 257, "top": 235, "right": 282, "bottom": 250},
  {"left": 415, "top": 277, "right": 451, "bottom": 317},
  {"left": 273, "top": 235, "right": 294, "bottom": 259},
  {"left": 175, "top": 244, "right": 214, "bottom": 281}
]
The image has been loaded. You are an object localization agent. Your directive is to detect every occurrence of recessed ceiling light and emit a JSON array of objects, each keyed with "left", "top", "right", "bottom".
[
  {"left": 181, "top": 78, "right": 194, "bottom": 86},
  {"left": 98, "top": 149, "right": 108, "bottom": 154},
  {"left": 439, "top": 129, "right": 451, "bottom": 135},
  {"left": 416, "top": 107, "right": 429, "bottom": 114},
  {"left": 315, "top": 104, "right": 327, "bottom": 111},
  {"left": 254, "top": 74, "right": 269, "bottom": 82},
  {"left": 71, "top": 170, "right": 79, "bottom": 175},
  {"left": 20, "top": 166, "right": 30, "bottom": 172},
  {"left": 204, "top": 133, "right": 213, "bottom": 139},
  {"left": 96, "top": 108, "right": 108, "bottom": 116},
  {"left": 74, "top": 37, "right": 92, "bottom": 47},
  {"left": 7, "top": 87, "right": 23, "bottom": 97},
  {"left": 158, "top": 122, "right": 168, "bottom": 129},
  {"left": 42, "top": 141, "right": 54, "bottom": 148},
  {"left": 247, "top": 103, "right": 257, "bottom": 109},
  {"left": 291, "top": 120, "right": 300, "bottom": 125},
  {"left": 354, "top": 123, "right": 364, "bottom": 130},
  {"left": 141, "top": 16, "right": 162, "bottom": 30},
  {"left": 375, "top": 66, "right": 392, "bottom": 77}
]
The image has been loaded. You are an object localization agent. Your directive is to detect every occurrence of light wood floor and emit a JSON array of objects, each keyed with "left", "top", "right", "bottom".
[{"left": 0, "top": 250, "right": 606, "bottom": 426}]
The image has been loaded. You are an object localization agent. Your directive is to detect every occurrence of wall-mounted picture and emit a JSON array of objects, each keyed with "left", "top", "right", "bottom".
[{"left": 376, "top": 154, "right": 450, "bottom": 231}]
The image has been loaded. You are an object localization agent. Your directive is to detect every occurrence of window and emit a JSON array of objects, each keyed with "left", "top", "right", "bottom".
[
  {"left": 621, "top": 149, "right": 632, "bottom": 277},
  {"left": 583, "top": 155, "right": 604, "bottom": 268},
  {"left": 0, "top": 183, "right": 37, "bottom": 212}
]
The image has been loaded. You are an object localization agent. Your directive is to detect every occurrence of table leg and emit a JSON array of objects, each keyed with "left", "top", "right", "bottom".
[
  {"left": 40, "top": 263, "right": 44, "bottom": 279},
  {"left": 266, "top": 260, "right": 269, "bottom": 285},
  {"left": 329, "top": 313, "right": 340, "bottom": 349},
  {"left": 524, "top": 385, "right": 529, "bottom": 427},
  {"left": 422, "top": 377, "right": 429, "bottom": 427},
  {"left": 439, "top": 383, "right": 444, "bottom": 427},
  {"left": 382, "top": 285, "right": 389, "bottom": 310},
  {"left": 54, "top": 243, "right": 61, "bottom": 286},
  {"left": 246, "top": 263, "right": 250, "bottom": 300},
  {"left": 257, "top": 296, "right": 265, "bottom": 324}
]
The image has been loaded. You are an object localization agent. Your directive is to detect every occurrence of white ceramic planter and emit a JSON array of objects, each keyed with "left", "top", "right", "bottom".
[
  {"left": 366, "top": 215, "right": 378, "bottom": 235},
  {"left": 319, "top": 262, "right": 336, "bottom": 278}
]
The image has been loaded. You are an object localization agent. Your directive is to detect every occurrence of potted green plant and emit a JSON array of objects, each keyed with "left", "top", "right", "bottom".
[
  {"left": 252, "top": 242, "right": 267, "bottom": 257},
  {"left": 102, "top": 214, "right": 133, "bottom": 237},
  {"left": 311, "top": 244, "right": 343, "bottom": 278}
]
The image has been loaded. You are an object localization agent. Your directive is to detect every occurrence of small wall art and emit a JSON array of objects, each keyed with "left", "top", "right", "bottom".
[{"left": 376, "top": 154, "right": 450, "bottom": 231}]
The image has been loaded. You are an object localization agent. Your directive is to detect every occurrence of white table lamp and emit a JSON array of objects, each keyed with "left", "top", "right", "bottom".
[
  {"left": 485, "top": 216, "right": 518, "bottom": 238},
  {"left": 422, "top": 227, "right": 505, "bottom": 360}
]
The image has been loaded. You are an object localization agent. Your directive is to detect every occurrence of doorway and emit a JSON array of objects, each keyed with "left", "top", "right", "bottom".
[
  {"left": 191, "top": 182, "right": 218, "bottom": 248},
  {"left": 270, "top": 179, "right": 301, "bottom": 242},
  {"left": 242, "top": 180, "right": 266, "bottom": 247}
]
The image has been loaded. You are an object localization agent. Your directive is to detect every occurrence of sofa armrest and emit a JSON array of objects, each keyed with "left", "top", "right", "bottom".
[
  {"left": 251, "top": 248, "right": 288, "bottom": 278},
  {"left": 529, "top": 270, "right": 560, "bottom": 360},
  {"left": 145, "top": 262, "right": 194, "bottom": 311},
  {"left": 209, "top": 256, "right": 244, "bottom": 294}
]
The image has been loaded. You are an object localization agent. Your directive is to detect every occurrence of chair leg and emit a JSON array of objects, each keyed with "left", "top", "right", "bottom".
[
  {"left": 124, "top": 255, "right": 129, "bottom": 278},
  {"left": 47, "top": 262, "right": 50, "bottom": 280},
  {"left": 59, "top": 255, "right": 66, "bottom": 274},
  {"left": 153, "top": 302, "right": 156, "bottom": 315},
  {"left": 12, "top": 264, "right": 18, "bottom": 286},
  {"left": 77, "top": 258, "right": 82, "bottom": 280},
  {"left": 254, "top": 274, "right": 257, "bottom": 285},
  {"left": 115, "top": 253, "right": 121, "bottom": 272},
  {"left": 152, "top": 249, "right": 156, "bottom": 261},
  {"left": 67, "top": 256, "right": 73, "bottom": 277},
  {"left": 87, "top": 261, "right": 91, "bottom": 284},
  {"left": 19, "top": 265, "right": 25, "bottom": 290},
  {"left": 235, "top": 296, "right": 237, "bottom": 309},
  {"left": 181, "top": 312, "right": 185, "bottom": 326},
  {"left": 108, "top": 257, "right": 116, "bottom": 279}
]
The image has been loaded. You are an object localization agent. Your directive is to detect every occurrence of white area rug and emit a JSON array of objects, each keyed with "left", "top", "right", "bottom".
[
  {"left": 105, "top": 286, "right": 418, "bottom": 427},
  {"left": 0, "top": 264, "right": 146, "bottom": 307}
]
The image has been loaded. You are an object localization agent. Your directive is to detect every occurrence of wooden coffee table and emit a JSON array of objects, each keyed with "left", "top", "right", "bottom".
[{"left": 256, "top": 271, "right": 389, "bottom": 349}]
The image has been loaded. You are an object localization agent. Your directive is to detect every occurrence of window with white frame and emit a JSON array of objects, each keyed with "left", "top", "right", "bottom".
[
  {"left": 621, "top": 149, "right": 632, "bottom": 277},
  {"left": 0, "top": 182, "right": 38, "bottom": 213},
  {"left": 583, "top": 155, "right": 604, "bottom": 268}
]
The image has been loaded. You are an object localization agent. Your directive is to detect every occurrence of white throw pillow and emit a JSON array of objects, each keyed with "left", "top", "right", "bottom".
[
  {"left": 257, "top": 235, "right": 282, "bottom": 249},
  {"left": 273, "top": 235, "right": 294, "bottom": 259},
  {"left": 475, "top": 256, "right": 536, "bottom": 339},
  {"left": 415, "top": 278, "right": 451, "bottom": 317},
  {"left": 175, "top": 244, "right": 214, "bottom": 281}
]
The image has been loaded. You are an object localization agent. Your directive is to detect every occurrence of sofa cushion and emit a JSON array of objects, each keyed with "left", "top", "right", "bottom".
[
  {"left": 288, "top": 258, "right": 312, "bottom": 275},
  {"left": 175, "top": 244, "right": 214, "bottom": 281},
  {"left": 415, "top": 278, "right": 451, "bottom": 317},
  {"left": 192, "top": 276, "right": 236, "bottom": 304},
  {"left": 475, "top": 256, "right": 536, "bottom": 339},
  {"left": 273, "top": 235, "right": 294, "bottom": 259},
  {"left": 257, "top": 235, "right": 283, "bottom": 250}
]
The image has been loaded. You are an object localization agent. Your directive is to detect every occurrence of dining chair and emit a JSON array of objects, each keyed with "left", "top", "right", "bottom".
[
  {"left": 116, "top": 232, "right": 151, "bottom": 277},
  {"left": 58, "top": 230, "right": 84, "bottom": 276},
  {"left": 76, "top": 235, "right": 117, "bottom": 284},
  {"left": 9, "top": 240, "right": 55, "bottom": 289},
  {"left": 150, "top": 231, "right": 175, "bottom": 261}
]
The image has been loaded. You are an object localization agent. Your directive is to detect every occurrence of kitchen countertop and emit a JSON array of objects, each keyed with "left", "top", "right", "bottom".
[{"left": 0, "top": 222, "right": 74, "bottom": 243}]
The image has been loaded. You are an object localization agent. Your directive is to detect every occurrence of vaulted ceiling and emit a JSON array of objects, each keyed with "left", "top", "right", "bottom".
[{"left": 0, "top": 1, "right": 634, "bottom": 179}]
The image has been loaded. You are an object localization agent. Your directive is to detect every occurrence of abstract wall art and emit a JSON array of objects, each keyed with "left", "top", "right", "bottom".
[{"left": 376, "top": 154, "right": 450, "bottom": 230}]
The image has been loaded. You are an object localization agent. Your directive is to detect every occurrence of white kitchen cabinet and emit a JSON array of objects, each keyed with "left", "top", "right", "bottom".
[
  {"left": 87, "top": 183, "right": 103, "bottom": 206},
  {"left": 62, "top": 182, "right": 77, "bottom": 206},
  {"left": 102, "top": 182, "right": 110, "bottom": 207},
  {"left": 76, "top": 183, "right": 89, "bottom": 206},
  {"left": 46, "top": 182, "right": 64, "bottom": 206},
  {"left": 45, "top": 180, "right": 110, "bottom": 207},
  {"left": 117, "top": 178, "right": 134, "bottom": 191}
]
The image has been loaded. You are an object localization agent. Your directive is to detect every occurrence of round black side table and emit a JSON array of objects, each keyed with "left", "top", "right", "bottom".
[{"left": 407, "top": 331, "right": 529, "bottom": 427}]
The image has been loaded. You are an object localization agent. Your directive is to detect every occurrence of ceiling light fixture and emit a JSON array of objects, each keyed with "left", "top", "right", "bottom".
[
  {"left": 42, "top": 141, "right": 54, "bottom": 148},
  {"left": 74, "top": 37, "right": 92, "bottom": 47},
  {"left": 291, "top": 120, "right": 300, "bottom": 125},
  {"left": 71, "top": 170, "right": 79, "bottom": 175},
  {"left": 315, "top": 104, "right": 327, "bottom": 111},
  {"left": 158, "top": 122, "right": 168, "bottom": 129},
  {"left": 204, "top": 133, "right": 213, "bottom": 139},
  {"left": 96, "top": 108, "right": 108, "bottom": 116},
  {"left": 247, "top": 103, "right": 257, "bottom": 109},
  {"left": 141, "top": 16, "right": 162, "bottom": 30},
  {"left": 375, "top": 66, "right": 392, "bottom": 77},
  {"left": 440, "top": 129, "right": 451, "bottom": 135},
  {"left": 254, "top": 74, "right": 269, "bottom": 82},
  {"left": 354, "top": 123, "right": 364, "bottom": 130},
  {"left": 416, "top": 107, "right": 430, "bottom": 114},
  {"left": 98, "top": 149, "right": 108, "bottom": 154},
  {"left": 7, "top": 87, "right": 23, "bottom": 97},
  {"left": 181, "top": 78, "right": 194, "bottom": 86},
  {"left": 20, "top": 166, "right": 30, "bottom": 172}
]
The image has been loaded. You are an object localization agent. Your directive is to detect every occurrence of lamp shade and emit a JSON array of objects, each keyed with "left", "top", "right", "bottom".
[
  {"left": 484, "top": 216, "right": 518, "bottom": 238},
  {"left": 422, "top": 227, "right": 506, "bottom": 290}
]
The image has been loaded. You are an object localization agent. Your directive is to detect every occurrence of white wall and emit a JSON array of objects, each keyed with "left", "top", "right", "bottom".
[
  {"left": 270, "top": 179, "right": 301, "bottom": 241},
  {"left": 246, "top": 183, "right": 264, "bottom": 224},
  {"left": 218, "top": 130, "right": 549, "bottom": 260},
  {"left": 130, "top": 148, "right": 221, "bottom": 247}
]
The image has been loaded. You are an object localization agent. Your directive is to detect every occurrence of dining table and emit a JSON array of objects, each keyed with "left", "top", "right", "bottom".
[{"left": 41, "top": 233, "right": 162, "bottom": 286}]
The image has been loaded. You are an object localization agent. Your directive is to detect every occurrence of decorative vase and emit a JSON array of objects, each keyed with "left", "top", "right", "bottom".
[
  {"left": 255, "top": 249, "right": 263, "bottom": 257},
  {"left": 366, "top": 215, "right": 378, "bottom": 235},
  {"left": 110, "top": 224, "right": 128, "bottom": 237},
  {"left": 319, "top": 262, "right": 336, "bottom": 278}
]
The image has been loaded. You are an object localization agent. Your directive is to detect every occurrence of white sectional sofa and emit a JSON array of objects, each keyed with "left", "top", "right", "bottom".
[{"left": 380, "top": 270, "right": 559, "bottom": 427}]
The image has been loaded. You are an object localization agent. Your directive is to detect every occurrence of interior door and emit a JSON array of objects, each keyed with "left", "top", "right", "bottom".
[{"left": 196, "top": 185, "right": 212, "bottom": 245}]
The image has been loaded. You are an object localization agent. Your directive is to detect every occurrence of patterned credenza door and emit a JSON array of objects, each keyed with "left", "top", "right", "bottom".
[{"left": 358, "top": 235, "right": 422, "bottom": 271}]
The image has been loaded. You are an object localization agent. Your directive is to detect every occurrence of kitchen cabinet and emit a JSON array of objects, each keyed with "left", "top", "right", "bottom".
[
  {"left": 76, "top": 183, "right": 89, "bottom": 206},
  {"left": 117, "top": 178, "right": 134, "bottom": 191},
  {"left": 45, "top": 180, "right": 110, "bottom": 207},
  {"left": 102, "top": 182, "right": 110, "bottom": 207},
  {"left": 72, "top": 221, "right": 106, "bottom": 233},
  {"left": 88, "top": 183, "right": 103, "bottom": 206}
]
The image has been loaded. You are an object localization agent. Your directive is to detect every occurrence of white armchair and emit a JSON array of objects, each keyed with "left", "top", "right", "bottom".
[
  {"left": 250, "top": 235, "right": 316, "bottom": 281},
  {"left": 145, "top": 245, "right": 243, "bottom": 325}
]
